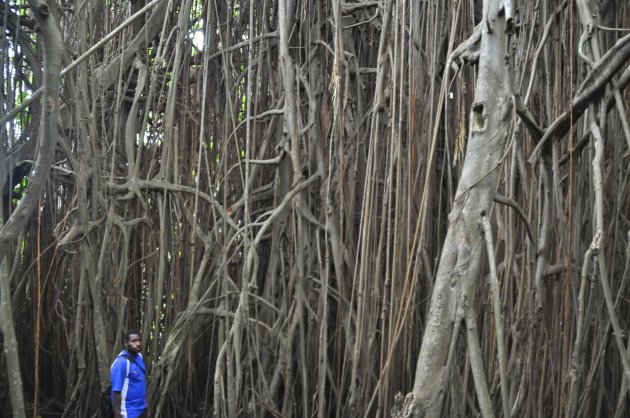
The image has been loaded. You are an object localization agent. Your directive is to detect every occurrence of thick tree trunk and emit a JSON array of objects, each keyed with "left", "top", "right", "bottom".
[
  {"left": 406, "top": 0, "right": 511, "bottom": 416},
  {"left": 0, "top": 1, "right": 62, "bottom": 417}
]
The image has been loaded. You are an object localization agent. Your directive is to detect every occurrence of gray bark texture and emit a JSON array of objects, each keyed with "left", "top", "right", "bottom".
[
  {"left": 0, "top": 1, "right": 62, "bottom": 417},
  {"left": 1, "top": 0, "right": 630, "bottom": 416},
  {"left": 406, "top": 0, "right": 511, "bottom": 416}
]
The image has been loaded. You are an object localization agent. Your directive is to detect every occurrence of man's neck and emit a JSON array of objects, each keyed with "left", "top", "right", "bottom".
[{"left": 125, "top": 349, "right": 138, "bottom": 357}]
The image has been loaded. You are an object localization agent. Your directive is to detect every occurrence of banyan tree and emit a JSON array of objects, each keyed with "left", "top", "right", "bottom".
[{"left": 1, "top": 0, "right": 630, "bottom": 417}]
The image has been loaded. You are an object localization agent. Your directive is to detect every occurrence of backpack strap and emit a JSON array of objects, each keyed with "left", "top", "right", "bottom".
[{"left": 122, "top": 354, "right": 146, "bottom": 374}]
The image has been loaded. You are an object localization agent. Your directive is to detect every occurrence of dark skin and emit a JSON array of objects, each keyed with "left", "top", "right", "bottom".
[{"left": 114, "top": 334, "right": 150, "bottom": 418}]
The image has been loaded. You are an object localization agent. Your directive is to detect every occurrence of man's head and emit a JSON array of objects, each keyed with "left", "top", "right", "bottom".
[{"left": 123, "top": 329, "right": 142, "bottom": 356}]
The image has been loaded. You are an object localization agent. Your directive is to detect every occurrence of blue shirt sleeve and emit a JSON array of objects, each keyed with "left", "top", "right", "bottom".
[{"left": 110, "top": 357, "right": 128, "bottom": 392}]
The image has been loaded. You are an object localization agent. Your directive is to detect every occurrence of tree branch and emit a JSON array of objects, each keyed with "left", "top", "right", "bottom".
[
  {"left": 514, "top": 94, "right": 544, "bottom": 142},
  {"left": 493, "top": 194, "right": 534, "bottom": 243},
  {"left": 479, "top": 211, "right": 509, "bottom": 418},
  {"left": 1, "top": 2, "right": 63, "bottom": 250},
  {"left": 529, "top": 33, "right": 630, "bottom": 163},
  {"left": 0, "top": 2, "right": 63, "bottom": 416}
]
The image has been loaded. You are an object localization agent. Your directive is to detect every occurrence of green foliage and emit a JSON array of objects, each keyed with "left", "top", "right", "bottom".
[
  {"left": 11, "top": 177, "right": 28, "bottom": 205},
  {"left": 17, "top": 91, "right": 29, "bottom": 107}
]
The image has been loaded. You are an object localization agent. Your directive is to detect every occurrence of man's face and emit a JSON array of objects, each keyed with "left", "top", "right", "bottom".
[{"left": 124, "top": 334, "right": 142, "bottom": 355}]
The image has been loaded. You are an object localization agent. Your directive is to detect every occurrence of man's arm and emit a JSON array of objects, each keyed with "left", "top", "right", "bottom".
[
  {"left": 111, "top": 357, "right": 127, "bottom": 418},
  {"left": 113, "top": 391, "right": 122, "bottom": 418}
]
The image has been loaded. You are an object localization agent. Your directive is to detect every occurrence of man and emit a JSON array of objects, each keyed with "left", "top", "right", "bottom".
[{"left": 111, "top": 330, "right": 149, "bottom": 418}]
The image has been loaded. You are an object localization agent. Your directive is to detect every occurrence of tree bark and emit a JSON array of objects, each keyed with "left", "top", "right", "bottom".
[
  {"left": 406, "top": 0, "right": 511, "bottom": 415},
  {"left": 0, "top": 1, "right": 62, "bottom": 416},
  {"left": 2, "top": 0, "right": 630, "bottom": 416}
]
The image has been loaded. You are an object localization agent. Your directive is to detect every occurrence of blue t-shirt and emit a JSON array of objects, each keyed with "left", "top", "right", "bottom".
[{"left": 110, "top": 351, "right": 147, "bottom": 418}]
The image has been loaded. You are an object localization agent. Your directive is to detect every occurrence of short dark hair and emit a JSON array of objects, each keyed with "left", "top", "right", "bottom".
[{"left": 124, "top": 329, "right": 141, "bottom": 342}]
